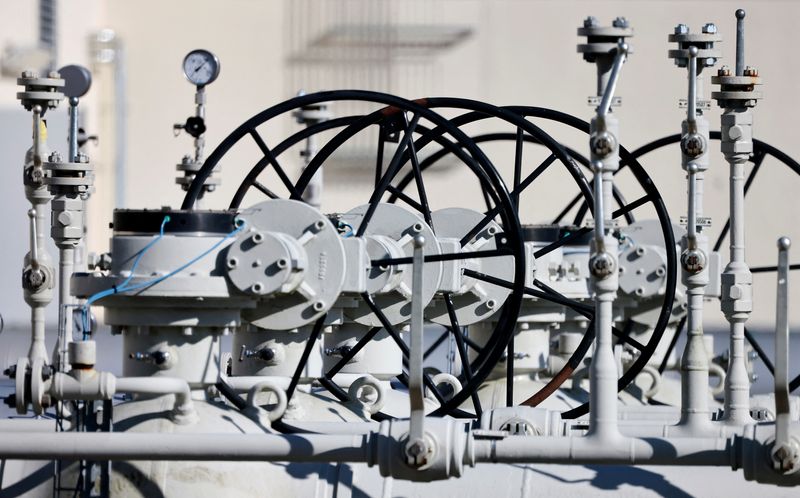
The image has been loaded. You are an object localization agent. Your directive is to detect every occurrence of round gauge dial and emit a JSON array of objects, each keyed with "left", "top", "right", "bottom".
[{"left": 182, "top": 49, "right": 220, "bottom": 87}]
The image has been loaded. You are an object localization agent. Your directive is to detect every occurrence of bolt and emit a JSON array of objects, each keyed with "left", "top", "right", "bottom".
[
  {"left": 612, "top": 17, "right": 629, "bottom": 28},
  {"left": 674, "top": 24, "right": 689, "bottom": 35},
  {"left": 743, "top": 66, "right": 758, "bottom": 77},
  {"left": 227, "top": 257, "right": 239, "bottom": 269},
  {"left": 48, "top": 151, "right": 62, "bottom": 163},
  {"left": 407, "top": 440, "right": 426, "bottom": 456},
  {"left": 718, "top": 65, "right": 732, "bottom": 77},
  {"left": 21, "top": 70, "right": 37, "bottom": 79},
  {"left": 48, "top": 71, "right": 60, "bottom": 79},
  {"left": 702, "top": 23, "right": 717, "bottom": 34},
  {"left": 681, "top": 248, "right": 706, "bottom": 274},
  {"left": 583, "top": 16, "right": 598, "bottom": 28},
  {"left": 76, "top": 152, "right": 89, "bottom": 163},
  {"left": 589, "top": 252, "right": 616, "bottom": 279},
  {"left": 590, "top": 132, "right": 617, "bottom": 159},
  {"left": 681, "top": 134, "right": 706, "bottom": 158},
  {"left": 486, "top": 299, "right": 497, "bottom": 310},
  {"left": 252, "top": 232, "right": 264, "bottom": 244},
  {"left": 313, "top": 300, "right": 326, "bottom": 312}
]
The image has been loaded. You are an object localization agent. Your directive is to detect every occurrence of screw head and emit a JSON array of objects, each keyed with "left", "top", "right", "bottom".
[
  {"left": 674, "top": 24, "right": 689, "bottom": 35},
  {"left": 702, "top": 23, "right": 717, "bottom": 34},
  {"left": 717, "top": 65, "right": 732, "bottom": 77},
  {"left": 583, "top": 16, "right": 598, "bottom": 28},
  {"left": 743, "top": 66, "right": 758, "bottom": 77}
]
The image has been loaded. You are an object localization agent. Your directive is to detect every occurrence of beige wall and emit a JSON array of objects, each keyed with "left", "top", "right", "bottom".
[{"left": 0, "top": 0, "right": 798, "bottom": 329}]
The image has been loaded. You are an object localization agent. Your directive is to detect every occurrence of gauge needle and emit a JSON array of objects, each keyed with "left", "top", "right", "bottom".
[{"left": 194, "top": 61, "right": 207, "bottom": 73}]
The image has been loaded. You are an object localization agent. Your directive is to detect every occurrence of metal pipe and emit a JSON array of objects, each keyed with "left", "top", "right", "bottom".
[
  {"left": 687, "top": 47, "right": 698, "bottom": 129},
  {"left": 68, "top": 97, "right": 79, "bottom": 161},
  {"left": 56, "top": 246, "right": 74, "bottom": 369},
  {"left": 0, "top": 432, "right": 371, "bottom": 462},
  {"left": 115, "top": 376, "right": 194, "bottom": 415},
  {"left": 471, "top": 434, "right": 732, "bottom": 466},
  {"left": 735, "top": 10, "right": 745, "bottom": 76},
  {"left": 773, "top": 237, "right": 791, "bottom": 452},
  {"left": 597, "top": 42, "right": 628, "bottom": 120},
  {"left": 408, "top": 235, "right": 426, "bottom": 445}
]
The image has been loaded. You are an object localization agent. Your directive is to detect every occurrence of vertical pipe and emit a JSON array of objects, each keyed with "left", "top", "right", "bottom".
[
  {"left": 735, "top": 10, "right": 746, "bottom": 76},
  {"left": 68, "top": 98, "right": 79, "bottom": 162},
  {"left": 57, "top": 246, "right": 75, "bottom": 369},
  {"left": 774, "top": 237, "right": 791, "bottom": 450}
]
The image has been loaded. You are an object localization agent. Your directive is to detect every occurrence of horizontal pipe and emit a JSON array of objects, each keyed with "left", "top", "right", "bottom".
[
  {"left": 471, "top": 435, "right": 733, "bottom": 466},
  {"left": 115, "top": 377, "right": 192, "bottom": 409},
  {"left": 0, "top": 432, "right": 372, "bottom": 462}
]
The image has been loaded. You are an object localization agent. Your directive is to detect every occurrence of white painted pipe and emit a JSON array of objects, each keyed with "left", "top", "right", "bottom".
[
  {"left": 470, "top": 434, "right": 732, "bottom": 466},
  {"left": 115, "top": 376, "right": 195, "bottom": 419},
  {"left": 0, "top": 432, "right": 371, "bottom": 462}
]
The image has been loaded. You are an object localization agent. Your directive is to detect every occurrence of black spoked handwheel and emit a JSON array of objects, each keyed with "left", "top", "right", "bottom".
[
  {"left": 182, "top": 90, "right": 528, "bottom": 419},
  {"left": 626, "top": 133, "right": 800, "bottom": 392},
  {"left": 390, "top": 106, "right": 678, "bottom": 420}
]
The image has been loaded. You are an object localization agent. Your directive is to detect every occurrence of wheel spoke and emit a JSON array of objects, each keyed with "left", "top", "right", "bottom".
[
  {"left": 386, "top": 185, "right": 425, "bottom": 214},
  {"left": 252, "top": 181, "right": 279, "bottom": 199},
  {"left": 361, "top": 293, "right": 448, "bottom": 405},
  {"left": 658, "top": 316, "right": 686, "bottom": 374},
  {"left": 324, "top": 326, "right": 382, "bottom": 378},
  {"left": 750, "top": 263, "right": 800, "bottom": 274},
  {"left": 552, "top": 192, "right": 582, "bottom": 224},
  {"left": 423, "top": 331, "right": 449, "bottom": 360},
  {"left": 444, "top": 294, "right": 483, "bottom": 417},
  {"left": 248, "top": 129, "right": 301, "bottom": 198},
  {"left": 357, "top": 114, "right": 421, "bottom": 237},
  {"left": 405, "top": 113, "right": 435, "bottom": 228},
  {"left": 371, "top": 248, "right": 511, "bottom": 267},
  {"left": 534, "top": 193, "right": 653, "bottom": 260},
  {"left": 459, "top": 154, "right": 557, "bottom": 247},
  {"left": 375, "top": 126, "right": 386, "bottom": 189},
  {"left": 285, "top": 315, "right": 326, "bottom": 404},
  {"left": 513, "top": 127, "right": 523, "bottom": 210},
  {"left": 744, "top": 327, "right": 775, "bottom": 375},
  {"left": 465, "top": 269, "right": 593, "bottom": 316}
]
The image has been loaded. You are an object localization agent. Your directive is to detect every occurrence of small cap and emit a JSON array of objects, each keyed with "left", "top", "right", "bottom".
[
  {"left": 778, "top": 237, "right": 791, "bottom": 250},
  {"left": 735, "top": 9, "right": 746, "bottom": 20},
  {"left": 688, "top": 46, "right": 699, "bottom": 56}
]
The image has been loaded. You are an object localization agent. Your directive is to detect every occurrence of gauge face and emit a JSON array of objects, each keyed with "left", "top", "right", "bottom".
[{"left": 182, "top": 49, "right": 220, "bottom": 86}]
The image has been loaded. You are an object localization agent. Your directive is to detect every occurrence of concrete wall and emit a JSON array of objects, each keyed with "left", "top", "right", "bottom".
[{"left": 0, "top": 0, "right": 798, "bottom": 332}]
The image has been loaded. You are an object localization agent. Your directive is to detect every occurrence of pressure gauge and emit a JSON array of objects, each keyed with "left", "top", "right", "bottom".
[{"left": 182, "top": 49, "right": 220, "bottom": 87}]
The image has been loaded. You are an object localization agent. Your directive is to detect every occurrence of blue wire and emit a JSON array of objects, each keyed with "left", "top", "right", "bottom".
[
  {"left": 339, "top": 221, "right": 354, "bottom": 238},
  {"left": 81, "top": 216, "right": 245, "bottom": 338}
]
